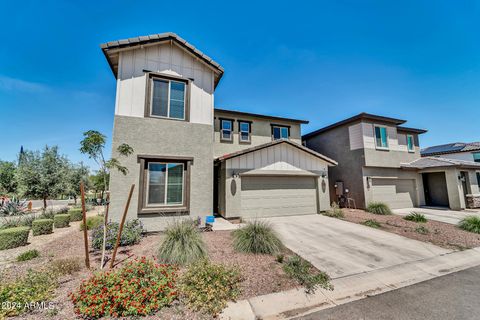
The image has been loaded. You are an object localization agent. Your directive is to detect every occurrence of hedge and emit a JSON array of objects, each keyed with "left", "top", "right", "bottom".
[
  {"left": 32, "top": 219, "right": 54, "bottom": 236},
  {"left": 69, "top": 208, "right": 84, "bottom": 222},
  {"left": 54, "top": 214, "right": 70, "bottom": 228},
  {"left": 0, "top": 227, "right": 30, "bottom": 250}
]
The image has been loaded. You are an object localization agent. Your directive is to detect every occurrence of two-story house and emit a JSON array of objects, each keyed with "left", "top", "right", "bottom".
[
  {"left": 101, "top": 33, "right": 336, "bottom": 231},
  {"left": 303, "top": 113, "right": 480, "bottom": 211}
]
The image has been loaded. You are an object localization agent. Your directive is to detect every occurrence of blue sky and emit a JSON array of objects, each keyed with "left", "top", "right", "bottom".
[{"left": 0, "top": 0, "right": 479, "bottom": 170}]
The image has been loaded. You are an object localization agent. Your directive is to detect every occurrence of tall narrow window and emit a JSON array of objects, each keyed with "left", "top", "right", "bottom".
[
  {"left": 407, "top": 135, "right": 415, "bottom": 152},
  {"left": 221, "top": 119, "right": 233, "bottom": 141},
  {"left": 147, "top": 162, "right": 184, "bottom": 206},
  {"left": 272, "top": 126, "right": 289, "bottom": 140},
  {"left": 239, "top": 121, "right": 251, "bottom": 142},
  {"left": 374, "top": 125, "right": 389, "bottom": 149},
  {"left": 150, "top": 78, "right": 186, "bottom": 120}
]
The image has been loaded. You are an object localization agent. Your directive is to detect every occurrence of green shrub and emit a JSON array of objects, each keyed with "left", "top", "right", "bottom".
[
  {"left": 16, "top": 249, "right": 40, "bottom": 262},
  {"left": 322, "top": 202, "right": 344, "bottom": 218},
  {"left": 0, "top": 200, "right": 27, "bottom": 216},
  {"left": 180, "top": 260, "right": 242, "bottom": 316},
  {"left": 366, "top": 202, "right": 392, "bottom": 215},
  {"left": 158, "top": 219, "right": 206, "bottom": 265},
  {"left": 91, "top": 219, "right": 144, "bottom": 250},
  {"left": 233, "top": 220, "right": 282, "bottom": 255},
  {"left": 0, "top": 227, "right": 30, "bottom": 250},
  {"left": 415, "top": 226, "right": 430, "bottom": 235},
  {"left": 69, "top": 208, "right": 84, "bottom": 222},
  {"left": 80, "top": 215, "right": 104, "bottom": 231},
  {"left": 70, "top": 257, "right": 177, "bottom": 318},
  {"left": 54, "top": 214, "right": 70, "bottom": 228},
  {"left": 0, "top": 215, "right": 35, "bottom": 230},
  {"left": 32, "top": 219, "right": 54, "bottom": 236},
  {"left": 50, "top": 258, "right": 82, "bottom": 276},
  {"left": 0, "top": 270, "right": 57, "bottom": 318},
  {"left": 276, "top": 253, "right": 285, "bottom": 263},
  {"left": 283, "top": 255, "right": 333, "bottom": 293},
  {"left": 404, "top": 212, "right": 427, "bottom": 223},
  {"left": 363, "top": 219, "right": 381, "bottom": 228},
  {"left": 38, "top": 209, "right": 55, "bottom": 220},
  {"left": 56, "top": 206, "right": 69, "bottom": 214},
  {"left": 458, "top": 216, "right": 480, "bottom": 234}
]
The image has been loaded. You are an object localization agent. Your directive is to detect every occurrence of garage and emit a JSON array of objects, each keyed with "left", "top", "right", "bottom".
[
  {"left": 240, "top": 175, "right": 317, "bottom": 218},
  {"left": 371, "top": 178, "right": 416, "bottom": 209}
]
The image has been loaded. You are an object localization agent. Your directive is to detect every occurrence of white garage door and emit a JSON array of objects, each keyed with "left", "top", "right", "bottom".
[
  {"left": 371, "top": 178, "right": 416, "bottom": 209},
  {"left": 241, "top": 176, "right": 317, "bottom": 218}
]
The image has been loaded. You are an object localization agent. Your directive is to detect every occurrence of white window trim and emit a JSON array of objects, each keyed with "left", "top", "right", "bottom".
[
  {"left": 149, "top": 78, "right": 186, "bottom": 121},
  {"left": 220, "top": 119, "right": 233, "bottom": 141},
  {"left": 272, "top": 125, "right": 289, "bottom": 140},
  {"left": 146, "top": 162, "right": 184, "bottom": 207},
  {"left": 374, "top": 124, "right": 389, "bottom": 150},
  {"left": 239, "top": 121, "right": 251, "bottom": 142},
  {"left": 407, "top": 134, "right": 415, "bottom": 153}
]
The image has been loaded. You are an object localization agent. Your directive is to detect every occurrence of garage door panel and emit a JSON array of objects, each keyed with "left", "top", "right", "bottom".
[
  {"left": 241, "top": 176, "right": 317, "bottom": 218},
  {"left": 372, "top": 179, "right": 416, "bottom": 209}
]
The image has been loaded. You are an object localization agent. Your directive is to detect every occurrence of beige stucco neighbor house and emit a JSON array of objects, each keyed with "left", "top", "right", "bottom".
[
  {"left": 303, "top": 113, "right": 480, "bottom": 211},
  {"left": 101, "top": 33, "right": 336, "bottom": 231}
]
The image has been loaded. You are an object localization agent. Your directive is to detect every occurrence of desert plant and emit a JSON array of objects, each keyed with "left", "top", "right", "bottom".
[
  {"left": 55, "top": 206, "right": 70, "bottom": 214},
  {"left": 91, "top": 219, "right": 144, "bottom": 250},
  {"left": 283, "top": 255, "right": 333, "bottom": 293},
  {"left": 415, "top": 226, "right": 430, "bottom": 234},
  {"left": 180, "top": 260, "right": 242, "bottom": 316},
  {"left": 69, "top": 208, "right": 84, "bottom": 221},
  {"left": 158, "top": 219, "right": 207, "bottom": 265},
  {"left": 50, "top": 258, "right": 82, "bottom": 276},
  {"left": 322, "top": 202, "right": 344, "bottom": 218},
  {"left": 32, "top": 219, "right": 54, "bottom": 236},
  {"left": 404, "top": 212, "right": 427, "bottom": 223},
  {"left": 80, "top": 215, "right": 104, "bottom": 231},
  {"left": 276, "top": 253, "right": 285, "bottom": 263},
  {"left": 0, "top": 200, "right": 27, "bottom": 216},
  {"left": 233, "top": 220, "right": 282, "bottom": 255},
  {"left": 70, "top": 257, "right": 177, "bottom": 318},
  {"left": 366, "top": 202, "right": 392, "bottom": 215},
  {"left": 363, "top": 219, "right": 381, "bottom": 228},
  {"left": 38, "top": 208, "right": 55, "bottom": 220},
  {"left": 0, "top": 215, "right": 35, "bottom": 230},
  {"left": 0, "top": 226, "right": 30, "bottom": 250},
  {"left": 54, "top": 214, "right": 70, "bottom": 228},
  {"left": 16, "top": 249, "right": 40, "bottom": 261},
  {"left": 458, "top": 216, "right": 480, "bottom": 234}
]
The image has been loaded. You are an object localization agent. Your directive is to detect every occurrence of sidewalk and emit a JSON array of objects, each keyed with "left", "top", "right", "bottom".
[
  {"left": 221, "top": 247, "right": 480, "bottom": 320},
  {"left": 393, "top": 207, "right": 480, "bottom": 225}
]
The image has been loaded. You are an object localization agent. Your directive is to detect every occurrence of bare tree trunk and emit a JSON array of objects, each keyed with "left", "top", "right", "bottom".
[
  {"left": 43, "top": 197, "right": 47, "bottom": 209},
  {"left": 100, "top": 193, "right": 110, "bottom": 269},
  {"left": 74, "top": 195, "right": 77, "bottom": 205}
]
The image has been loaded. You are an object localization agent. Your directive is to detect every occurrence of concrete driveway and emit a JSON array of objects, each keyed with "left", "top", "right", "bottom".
[
  {"left": 265, "top": 215, "right": 450, "bottom": 279},
  {"left": 393, "top": 207, "right": 480, "bottom": 225}
]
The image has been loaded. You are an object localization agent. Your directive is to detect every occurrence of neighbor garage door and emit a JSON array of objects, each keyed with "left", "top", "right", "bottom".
[
  {"left": 240, "top": 176, "right": 317, "bottom": 218},
  {"left": 371, "top": 178, "right": 416, "bottom": 209}
]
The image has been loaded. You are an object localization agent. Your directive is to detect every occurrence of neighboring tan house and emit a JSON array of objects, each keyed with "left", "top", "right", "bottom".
[
  {"left": 101, "top": 33, "right": 336, "bottom": 231},
  {"left": 303, "top": 113, "right": 480, "bottom": 211}
]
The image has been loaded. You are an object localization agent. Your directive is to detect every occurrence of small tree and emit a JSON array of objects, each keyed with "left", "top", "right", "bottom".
[
  {"left": 66, "top": 162, "right": 90, "bottom": 205},
  {"left": 80, "top": 130, "right": 133, "bottom": 268},
  {"left": 0, "top": 161, "right": 17, "bottom": 195},
  {"left": 16, "top": 146, "right": 69, "bottom": 208},
  {"left": 89, "top": 170, "right": 109, "bottom": 200}
]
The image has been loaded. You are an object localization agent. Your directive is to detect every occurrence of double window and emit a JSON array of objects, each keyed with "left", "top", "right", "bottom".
[
  {"left": 221, "top": 119, "right": 233, "bottom": 141},
  {"left": 374, "top": 125, "right": 389, "bottom": 149},
  {"left": 239, "top": 121, "right": 251, "bottom": 142},
  {"left": 407, "top": 134, "right": 415, "bottom": 152},
  {"left": 272, "top": 125, "right": 289, "bottom": 140},
  {"left": 150, "top": 77, "right": 186, "bottom": 120},
  {"left": 147, "top": 162, "right": 184, "bottom": 206}
]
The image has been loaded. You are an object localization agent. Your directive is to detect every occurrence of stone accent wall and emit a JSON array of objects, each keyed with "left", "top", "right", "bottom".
[{"left": 466, "top": 195, "right": 480, "bottom": 209}]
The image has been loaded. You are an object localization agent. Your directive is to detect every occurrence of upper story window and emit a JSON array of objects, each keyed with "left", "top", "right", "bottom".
[
  {"left": 221, "top": 119, "right": 233, "bottom": 141},
  {"left": 374, "top": 125, "right": 389, "bottom": 149},
  {"left": 150, "top": 77, "right": 186, "bottom": 120},
  {"left": 407, "top": 135, "right": 415, "bottom": 152},
  {"left": 239, "top": 121, "right": 251, "bottom": 143},
  {"left": 272, "top": 125, "right": 289, "bottom": 140},
  {"left": 473, "top": 152, "right": 480, "bottom": 163}
]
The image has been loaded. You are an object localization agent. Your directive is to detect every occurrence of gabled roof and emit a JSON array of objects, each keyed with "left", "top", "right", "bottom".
[
  {"left": 401, "top": 157, "right": 480, "bottom": 170},
  {"left": 100, "top": 32, "right": 224, "bottom": 87},
  {"left": 215, "top": 139, "right": 337, "bottom": 166},
  {"left": 214, "top": 108, "right": 309, "bottom": 124},
  {"left": 421, "top": 142, "right": 480, "bottom": 156}
]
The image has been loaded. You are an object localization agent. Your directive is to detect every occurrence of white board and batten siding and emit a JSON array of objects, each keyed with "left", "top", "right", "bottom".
[
  {"left": 226, "top": 143, "right": 329, "bottom": 172},
  {"left": 359, "top": 123, "right": 409, "bottom": 152},
  {"left": 115, "top": 42, "right": 215, "bottom": 125}
]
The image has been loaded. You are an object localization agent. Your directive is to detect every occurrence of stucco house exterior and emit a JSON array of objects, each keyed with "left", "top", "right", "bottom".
[
  {"left": 303, "top": 113, "right": 480, "bottom": 211},
  {"left": 101, "top": 33, "right": 336, "bottom": 231}
]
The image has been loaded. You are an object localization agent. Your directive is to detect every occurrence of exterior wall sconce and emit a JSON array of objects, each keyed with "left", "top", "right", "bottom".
[
  {"left": 232, "top": 171, "right": 240, "bottom": 178},
  {"left": 458, "top": 175, "right": 466, "bottom": 182},
  {"left": 366, "top": 176, "right": 372, "bottom": 189}
]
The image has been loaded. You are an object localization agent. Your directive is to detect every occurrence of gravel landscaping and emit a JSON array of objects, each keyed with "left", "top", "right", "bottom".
[{"left": 343, "top": 209, "right": 480, "bottom": 250}]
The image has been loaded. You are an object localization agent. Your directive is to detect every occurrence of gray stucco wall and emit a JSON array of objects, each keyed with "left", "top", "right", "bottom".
[
  {"left": 304, "top": 124, "right": 366, "bottom": 208},
  {"left": 363, "top": 149, "right": 419, "bottom": 168},
  {"left": 109, "top": 115, "right": 213, "bottom": 231},
  {"left": 213, "top": 111, "right": 302, "bottom": 158}
]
